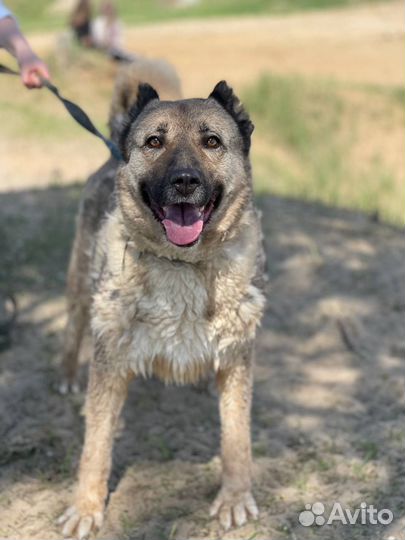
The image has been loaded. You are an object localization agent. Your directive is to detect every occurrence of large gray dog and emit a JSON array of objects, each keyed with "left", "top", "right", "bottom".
[{"left": 59, "top": 77, "right": 265, "bottom": 539}]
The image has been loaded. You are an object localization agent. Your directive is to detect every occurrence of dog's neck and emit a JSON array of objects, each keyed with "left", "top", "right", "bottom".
[{"left": 97, "top": 205, "right": 259, "bottom": 291}]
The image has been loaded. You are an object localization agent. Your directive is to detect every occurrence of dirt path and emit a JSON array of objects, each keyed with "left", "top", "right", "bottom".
[{"left": 0, "top": 188, "right": 404, "bottom": 540}]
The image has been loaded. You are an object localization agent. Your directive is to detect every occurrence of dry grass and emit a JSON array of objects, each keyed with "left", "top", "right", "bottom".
[{"left": 246, "top": 74, "right": 405, "bottom": 225}]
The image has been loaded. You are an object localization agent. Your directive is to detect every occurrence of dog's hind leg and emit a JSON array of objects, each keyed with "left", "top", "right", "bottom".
[
  {"left": 60, "top": 162, "right": 116, "bottom": 394},
  {"left": 60, "top": 165, "right": 116, "bottom": 394},
  {"left": 60, "top": 222, "right": 92, "bottom": 394}
]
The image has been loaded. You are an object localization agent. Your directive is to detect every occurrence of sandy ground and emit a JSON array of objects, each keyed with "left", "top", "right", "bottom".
[
  {"left": 29, "top": 0, "right": 404, "bottom": 95},
  {"left": 124, "top": 0, "right": 405, "bottom": 96},
  {"left": 0, "top": 190, "right": 404, "bottom": 540},
  {"left": 0, "top": 2, "right": 404, "bottom": 539}
]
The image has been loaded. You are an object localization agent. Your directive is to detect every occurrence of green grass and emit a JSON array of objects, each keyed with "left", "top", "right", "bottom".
[
  {"left": 0, "top": 98, "right": 79, "bottom": 139},
  {"left": 0, "top": 45, "right": 112, "bottom": 139},
  {"left": 245, "top": 73, "right": 404, "bottom": 226},
  {"left": 8, "top": 0, "right": 394, "bottom": 32}
]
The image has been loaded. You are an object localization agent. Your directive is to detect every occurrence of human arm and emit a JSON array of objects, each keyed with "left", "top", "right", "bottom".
[{"left": 0, "top": 11, "right": 50, "bottom": 88}]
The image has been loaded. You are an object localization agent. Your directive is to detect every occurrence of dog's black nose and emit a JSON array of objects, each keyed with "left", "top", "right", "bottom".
[{"left": 171, "top": 170, "right": 201, "bottom": 197}]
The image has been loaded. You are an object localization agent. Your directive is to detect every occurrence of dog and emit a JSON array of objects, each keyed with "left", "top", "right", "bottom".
[{"left": 58, "top": 78, "right": 266, "bottom": 539}]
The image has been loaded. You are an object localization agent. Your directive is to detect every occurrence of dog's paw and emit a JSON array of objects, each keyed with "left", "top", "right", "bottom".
[
  {"left": 210, "top": 488, "right": 259, "bottom": 530},
  {"left": 57, "top": 505, "right": 103, "bottom": 539},
  {"left": 58, "top": 379, "right": 80, "bottom": 395}
]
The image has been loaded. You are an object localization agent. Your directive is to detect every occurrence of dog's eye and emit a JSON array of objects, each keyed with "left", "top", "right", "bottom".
[
  {"left": 205, "top": 136, "right": 221, "bottom": 149},
  {"left": 145, "top": 136, "right": 162, "bottom": 149}
]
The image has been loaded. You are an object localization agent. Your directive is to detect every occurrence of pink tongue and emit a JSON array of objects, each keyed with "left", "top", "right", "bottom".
[{"left": 162, "top": 204, "right": 203, "bottom": 246}]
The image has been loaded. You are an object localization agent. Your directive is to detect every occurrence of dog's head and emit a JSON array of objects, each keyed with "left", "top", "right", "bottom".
[{"left": 116, "top": 81, "right": 254, "bottom": 260}]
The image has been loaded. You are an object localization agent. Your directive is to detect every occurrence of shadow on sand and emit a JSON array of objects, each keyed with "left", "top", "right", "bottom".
[{"left": 0, "top": 183, "right": 404, "bottom": 539}]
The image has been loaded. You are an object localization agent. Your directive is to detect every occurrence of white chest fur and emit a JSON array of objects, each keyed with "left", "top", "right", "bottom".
[
  {"left": 91, "top": 217, "right": 264, "bottom": 384},
  {"left": 124, "top": 256, "right": 218, "bottom": 381}
]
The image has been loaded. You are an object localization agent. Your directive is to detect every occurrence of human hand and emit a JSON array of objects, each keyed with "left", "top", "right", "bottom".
[
  {"left": 0, "top": 15, "right": 50, "bottom": 88},
  {"left": 18, "top": 51, "right": 50, "bottom": 89}
]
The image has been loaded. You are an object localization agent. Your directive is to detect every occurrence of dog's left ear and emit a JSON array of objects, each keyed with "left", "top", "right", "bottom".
[
  {"left": 133, "top": 83, "right": 160, "bottom": 114},
  {"left": 120, "top": 83, "right": 160, "bottom": 162},
  {"left": 209, "top": 81, "right": 254, "bottom": 154}
]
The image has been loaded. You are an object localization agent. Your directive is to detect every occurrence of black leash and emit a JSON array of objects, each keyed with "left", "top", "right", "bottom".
[{"left": 0, "top": 63, "right": 123, "bottom": 161}]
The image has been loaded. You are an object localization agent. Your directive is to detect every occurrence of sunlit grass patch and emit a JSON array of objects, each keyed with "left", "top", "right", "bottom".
[
  {"left": 0, "top": 46, "right": 113, "bottom": 139},
  {"left": 245, "top": 74, "right": 404, "bottom": 226},
  {"left": 11, "top": 0, "right": 395, "bottom": 31}
]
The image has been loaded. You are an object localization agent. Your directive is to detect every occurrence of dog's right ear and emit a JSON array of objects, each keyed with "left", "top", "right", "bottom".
[
  {"left": 120, "top": 83, "right": 160, "bottom": 162},
  {"left": 209, "top": 81, "right": 254, "bottom": 155}
]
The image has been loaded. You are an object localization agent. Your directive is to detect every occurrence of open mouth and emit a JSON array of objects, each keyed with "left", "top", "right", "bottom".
[{"left": 142, "top": 188, "right": 222, "bottom": 247}]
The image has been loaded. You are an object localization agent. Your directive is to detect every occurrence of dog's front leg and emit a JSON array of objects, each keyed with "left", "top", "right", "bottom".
[
  {"left": 59, "top": 346, "right": 130, "bottom": 539},
  {"left": 210, "top": 350, "right": 259, "bottom": 529}
]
